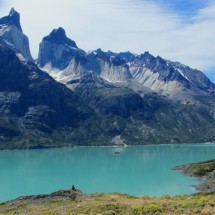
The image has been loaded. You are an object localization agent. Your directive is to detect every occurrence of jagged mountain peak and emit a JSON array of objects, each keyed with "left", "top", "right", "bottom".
[
  {"left": 140, "top": 51, "right": 153, "bottom": 58},
  {"left": 89, "top": 48, "right": 103, "bottom": 55},
  {"left": 139, "top": 52, "right": 163, "bottom": 62},
  {"left": 138, "top": 52, "right": 169, "bottom": 69},
  {"left": 43, "top": 27, "right": 78, "bottom": 48},
  {"left": 9, "top": 8, "right": 19, "bottom": 17},
  {"left": 87, "top": 49, "right": 110, "bottom": 62},
  {"left": 116, "top": 51, "right": 136, "bottom": 62},
  {"left": 89, "top": 48, "right": 116, "bottom": 56},
  {"left": 0, "top": 8, "right": 22, "bottom": 32},
  {"left": 88, "top": 49, "right": 126, "bottom": 66}
]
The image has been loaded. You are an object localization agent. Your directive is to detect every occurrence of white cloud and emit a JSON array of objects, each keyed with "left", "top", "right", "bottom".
[{"left": 0, "top": 0, "right": 215, "bottom": 75}]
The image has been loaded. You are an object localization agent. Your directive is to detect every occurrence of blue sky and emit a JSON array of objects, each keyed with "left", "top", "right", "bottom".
[
  {"left": 0, "top": 0, "right": 215, "bottom": 82},
  {"left": 152, "top": 0, "right": 208, "bottom": 15}
]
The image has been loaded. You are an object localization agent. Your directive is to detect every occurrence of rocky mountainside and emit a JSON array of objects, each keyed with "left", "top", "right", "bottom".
[
  {"left": 0, "top": 40, "right": 117, "bottom": 148},
  {"left": 0, "top": 9, "right": 215, "bottom": 149},
  {"left": 129, "top": 52, "right": 215, "bottom": 102}
]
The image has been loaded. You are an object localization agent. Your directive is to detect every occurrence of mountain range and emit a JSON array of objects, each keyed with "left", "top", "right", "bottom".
[{"left": 0, "top": 8, "right": 215, "bottom": 149}]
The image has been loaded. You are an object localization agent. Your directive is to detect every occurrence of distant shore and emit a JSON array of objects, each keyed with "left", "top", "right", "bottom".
[{"left": 0, "top": 141, "right": 215, "bottom": 151}]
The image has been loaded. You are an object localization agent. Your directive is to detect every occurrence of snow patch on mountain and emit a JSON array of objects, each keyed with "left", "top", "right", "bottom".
[{"left": 175, "top": 67, "right": 191, "bottom": 82}]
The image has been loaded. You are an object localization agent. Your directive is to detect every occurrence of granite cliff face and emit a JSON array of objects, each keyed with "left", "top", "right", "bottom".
[
  {"left": 0, "top": 8, "right": 33, "bottom": 61},
  {"left": 38, "top": 31, "right": 132, "bottom": 85},
  {"left": 38, "top": 27, "right": 85, "bottom": 70},
  {"left": 1, "top": 9, "right": 215, "bottom": 149}
]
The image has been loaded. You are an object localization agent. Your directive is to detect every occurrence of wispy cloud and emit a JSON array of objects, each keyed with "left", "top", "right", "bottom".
[{"left": 0, "top": 0, "right": 215, "bottom": 78}]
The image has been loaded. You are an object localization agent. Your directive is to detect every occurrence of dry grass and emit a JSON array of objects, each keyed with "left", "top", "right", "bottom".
[{"left": 0, "top": 192, "right": 214, "bottom": 215}]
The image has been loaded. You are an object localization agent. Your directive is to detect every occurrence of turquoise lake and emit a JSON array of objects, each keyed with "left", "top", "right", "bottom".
[{"left": 0, "top": 144, "right": 215, "bottom": 201}]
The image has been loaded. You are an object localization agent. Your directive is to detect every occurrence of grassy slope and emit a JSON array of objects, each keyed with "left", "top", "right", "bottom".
[{"left": 0, "top": 191, "right": 214, "bottom": 215}]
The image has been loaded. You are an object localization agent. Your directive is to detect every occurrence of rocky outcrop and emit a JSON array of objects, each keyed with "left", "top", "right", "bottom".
[{"left": 17, "top": 187, "right": 84, "bottom": 201}]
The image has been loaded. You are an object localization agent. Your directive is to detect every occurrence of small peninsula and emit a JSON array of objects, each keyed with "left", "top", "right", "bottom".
[{"left": 176, "top": 159, "right": 215, "bottom": 192}]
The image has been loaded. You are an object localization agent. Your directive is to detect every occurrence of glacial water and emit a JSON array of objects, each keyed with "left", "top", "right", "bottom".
[{"left": 0, "top": 144, "right": 215, "bottom": 201}]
